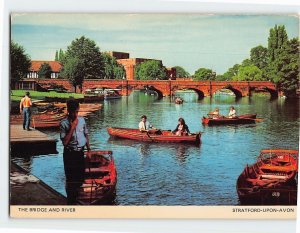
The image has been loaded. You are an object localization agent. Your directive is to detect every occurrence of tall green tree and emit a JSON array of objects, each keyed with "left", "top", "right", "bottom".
[
  {"left": 55, "top": 50, "right": 59, "bottom": 61},
  {"left": 174, "top": 66, "right": 190, "bottom": 78},
  {"left": 101, "top": 53, "right": 126, "bottom": 79},
  {"left": 60, "top": 57, "right": 85, "bottom": 92},
  {"left": 135, "top": 60, "right": 167, "bottom": 80},
  {"left": 58, "top": 49, "right": 65, "bottom": 62},
  {"left": 193, "top": 68, "right": 215, "bottom": 81},
  {"left": 38, "top": 63, "right": 52, "bottom": 79},
  {"left": 10, "top": 41, "right": 31, "bottom": 82},
  {"left": 267, "top": 25, "right": 288, "bottom": 63},
  {"left": 61, "top": 36, "right": 105, "bottom": 89},
  {"left": 275, "top": 38, "right": 299, "bottom": 96},
  {"left": 250, "top": 45, "right": 268, "bottom": 70}
]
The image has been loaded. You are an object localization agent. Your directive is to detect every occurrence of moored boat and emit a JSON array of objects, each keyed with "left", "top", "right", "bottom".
[
  {"left": 77, "top": 150, "right": 117, "bottom": 205},
  {"left": 10, "top": 113, "right": 66, "bottom": 128},
  {"left": 202, "top": 114, "right": 257, "bottom": 125},
  {"left": 107, "top": 127, "right": 201, "bottom": 144},
  {"left": 237, "top": 149, "right": 298, "bottom": 205}
]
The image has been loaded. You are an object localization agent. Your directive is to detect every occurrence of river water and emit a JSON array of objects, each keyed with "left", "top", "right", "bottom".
[{"left": 11, "top": 91, "right": 299, "bottom": 205}]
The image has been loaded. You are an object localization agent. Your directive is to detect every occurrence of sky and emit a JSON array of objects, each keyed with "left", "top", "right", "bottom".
[{"left": 11, "top": 14, "right": 299, "bottom": 74}]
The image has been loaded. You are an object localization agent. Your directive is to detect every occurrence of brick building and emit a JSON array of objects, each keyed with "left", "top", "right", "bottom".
[{"left": 109, "top": 51, "right": 175, "bottom": 80}]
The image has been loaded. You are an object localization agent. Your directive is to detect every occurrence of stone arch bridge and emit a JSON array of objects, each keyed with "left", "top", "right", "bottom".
[{"left": 34, "top": 79, "right": 278, "bottom": 98}]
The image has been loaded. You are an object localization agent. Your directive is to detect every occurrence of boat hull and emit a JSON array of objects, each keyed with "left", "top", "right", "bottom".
[
  {"left": 202, "top": 114, "right": 257, "bottom": 125},
  {"left": 107, "top": 127, "right": 201, "bottom": 144}
]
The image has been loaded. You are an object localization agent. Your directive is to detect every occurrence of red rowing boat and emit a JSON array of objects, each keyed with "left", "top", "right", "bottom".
[
  {"left": 107, "top": 127, "right": 201, "bottom": 144},
  {"left": 77, "top": 151, "right": 117, "bottom": 205},
  {"left": 237, "top": 149, "right": 298, "bottom": 205},
  {"left": 202, "top": 114, "right": 257, "bottom": 125}
]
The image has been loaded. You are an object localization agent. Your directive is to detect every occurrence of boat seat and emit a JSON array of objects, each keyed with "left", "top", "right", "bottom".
[
  {"left": 85, "top": 167, "right": 110, "bottom": 173},
  {"left": 260, "top": 174, "right": 287, "bottom": 180}
]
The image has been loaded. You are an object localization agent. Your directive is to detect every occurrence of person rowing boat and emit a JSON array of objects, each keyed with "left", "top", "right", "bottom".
[{"left": 138, "top": 115, "right": 161, "bottom": 135}]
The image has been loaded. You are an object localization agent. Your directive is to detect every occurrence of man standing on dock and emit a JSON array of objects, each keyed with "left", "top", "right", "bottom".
[
  {"left": 60, "top": 99, "right": 91, "bottom": 204},
  {"left": 19, "top": 92, "right": 32, "bottom": 130}
]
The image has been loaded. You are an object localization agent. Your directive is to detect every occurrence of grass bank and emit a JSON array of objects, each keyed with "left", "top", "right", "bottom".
[{"left": 11, "top": 90, "right": 84, "bottom": 101}]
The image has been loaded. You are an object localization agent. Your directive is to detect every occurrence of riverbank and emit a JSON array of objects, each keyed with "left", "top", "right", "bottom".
[{"left": 11, "top": 90, "right": 83, "bottom": 102}]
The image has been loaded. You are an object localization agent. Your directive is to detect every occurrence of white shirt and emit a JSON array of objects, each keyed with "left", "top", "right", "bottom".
[
  {"left": 228, "top": 109, "right": 236, "bottom": 117},
  {"left": 139, "top": 121, "right": 151, "bottom": 131}
]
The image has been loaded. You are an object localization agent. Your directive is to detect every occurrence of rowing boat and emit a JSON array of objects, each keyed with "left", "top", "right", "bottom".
[
  {"left": 107, "top": 127, "right": 201, "bottom": 144},
  {"left": 77, "top": 151, "right": 117, "bottom": 205},
  {"left": 237, "top": 149, "right": 298, "bottom": 205},
  {"left": 202, "top": 114, "right": 257, "bottom": 125}
]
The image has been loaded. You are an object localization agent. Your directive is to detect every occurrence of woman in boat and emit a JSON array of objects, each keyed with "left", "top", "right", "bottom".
[
  {"left": 173, "top": 118, "right": 190, "bottom": 136},
  {"left": 138, "top": 115, "right": 152, "bottom": 132},
  {"left": 228, "top": 106, "right": 236, "bottom": 118}
]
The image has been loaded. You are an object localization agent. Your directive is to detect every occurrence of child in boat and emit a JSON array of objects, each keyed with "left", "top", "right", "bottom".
[
  {"left": 139, "top": 115, "right": 152, "bottom": 132},
  {"left": 173, "top": 118, "right": 190, "bottom": 136},
  {"left": 228, "top": 106, "right": 236, "bottom": 118}
]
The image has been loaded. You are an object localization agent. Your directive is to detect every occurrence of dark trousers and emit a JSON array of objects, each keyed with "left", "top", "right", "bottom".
[
  {"left": 23, "top": 107, "right": 31, "bottom": 129},
  {"left": 63, "top": 148, "right": 85, "bottom": 205}
]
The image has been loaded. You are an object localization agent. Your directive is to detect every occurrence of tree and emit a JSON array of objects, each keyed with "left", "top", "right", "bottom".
[
  {"left": 38, "top": 63, "right": 52, "bottom": 79},
  {"left": 222, "top": 64, "right": 240, "bottom": 80},
  {"left": 193, "top": 68, "right": 215, "bottom": 81},
  {"left": 55, "top": 50, "right": 59, "bottom": 61},
  {"left": 275, "top": 38, "right": 299, "bottom": 97},
  {"left": 101, "top": 53, "right": 126, "bottom": 79},
  {"left": 234, "top": 65, "right": 263, "bottom": 81},
  {"left": 60, "top": 57, "right": 85, "bottom": 92},
  {"left": 174, "top": 66, "right": 190, "bottom": 78},
  {"left": 10, "top": 41, "right": 31, "bottom": 82},
  {"left": 58, "top": 49, "right": 65, "bottom": 62},
  {"left": 215, "top": 74, "right": 227, "bottom": 81},
  {"left": 267, "top": 25, "right": 288, "bottom": 63},
  {"left": 250, "top": 45, "right": 268, "bottom": 70},
  {"left": 241, "top": 58, "right": 253, "bottom": 67},
  {"left": 135, "top": 60, "right": 167, "bottom": 80},
  {"left": 62, "top": 36, "right": 104, "bottom": 81}
]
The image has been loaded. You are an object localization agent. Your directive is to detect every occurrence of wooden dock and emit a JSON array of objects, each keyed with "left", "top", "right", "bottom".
[
  {"left": 10, "top": 162, "right": 67, "bottom": 205},
  {"left": 10, "top": 125, "right": 57, "bottom": 155}
]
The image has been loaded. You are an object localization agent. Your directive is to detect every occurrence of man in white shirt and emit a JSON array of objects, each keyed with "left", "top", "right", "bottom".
[{"left": 138, "top": 115, "right": 151, "bottom": 132}]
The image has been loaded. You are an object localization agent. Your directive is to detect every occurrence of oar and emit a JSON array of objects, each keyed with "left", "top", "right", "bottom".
[
  {"left": 240, "top": 118, "right": 264, "bottom": 122},
  {"left": 145, "top": 131, "right": 155, "bottom": 142}
]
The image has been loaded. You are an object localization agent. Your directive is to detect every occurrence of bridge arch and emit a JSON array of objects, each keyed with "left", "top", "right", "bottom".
[
  {"left": 213, "top": 86, "right": 243, "bottom": 98},
  {"left": 146, "top": 86, "right": 164, "bottom": 98},
  {"left": 127, "top": 85, "right": 164, "bottom": 98},
  {"left": 250, "top": 87, "right": 278, "bottom": 98},
  {"left": 173, "top": 87, "right": 205, "bottom": 100}
]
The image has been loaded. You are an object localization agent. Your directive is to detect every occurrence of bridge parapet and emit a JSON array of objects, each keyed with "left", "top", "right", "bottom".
[{"left": 22, "top": 79, "right": 278, "bottom": 98}]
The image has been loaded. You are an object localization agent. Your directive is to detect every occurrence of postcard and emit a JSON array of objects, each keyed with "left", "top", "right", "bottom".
[{"left": 9, "top": 13, "right": 299, "bottom": 219}]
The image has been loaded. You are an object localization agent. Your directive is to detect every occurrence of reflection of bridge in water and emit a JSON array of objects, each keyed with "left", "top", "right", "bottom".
[{"left": 32, "top": 79, "right": 278, "bottom": 99}]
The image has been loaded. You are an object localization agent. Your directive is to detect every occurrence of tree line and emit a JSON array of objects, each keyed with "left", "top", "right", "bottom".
[
  {"left": 10, "top": 25, "right": 299, "bottom": 97},
  {"left": 190, "top": 25, "right": 299, "bottom": 97}
]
